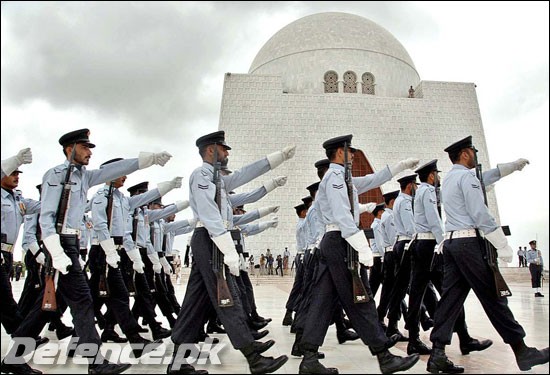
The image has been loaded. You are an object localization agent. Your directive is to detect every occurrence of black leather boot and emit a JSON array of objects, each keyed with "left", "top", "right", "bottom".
[
  {"left": 407, "top": 337, "right": 432, "bottom": 355},
  {"left": 251, "top": 329, "right": 269, "bottom": 340},
  {"left": 151, "top": 324, "right": 172, "bottom": 340},
  {"left": 291, "top": 333, "right": 325, "bottom": 358},
  {"left": 336, "top": 329, "right": 359, "bottom": 344},
  {"left": 513, "top": 345, "right": 549, "bottom": 371},
  {"left": 101, "top": 329, "right": 128, "bottom": 343},
  {"left": 459, "top": 338, "right": 492, "bottom": 355},
  {"left": 298, "top": 349, "right": 338, "bottom": 374},
  {"left": 127, "top": 333, "right": 163, "bottom": 358},
  {"left": 251, "top": 310, "right": 272, "bottom": 323},
  {"left": 242, "top": 344, "right": 288, "bottom": 374},
  {"left": 88, "top": 359, "right": 131, "bottom": 374},
  {"left": 253, "top": 340, "right": 275, "bottom": 354},
  {"left": 248, "top": 318, "right": 268, "bottom": 331},
  {"left": 282, "top": 309, "right": 293, "bottom": 326},
  {"left": 206, "top": 321, "right": 226, "bottom": 334},
  {"left": 385, "top": 320, "right": 408, "bottom": 342},
  {"left": 167, "top": 345, "right": 209, "bottom": 374},
  {"left": 0, "top": 360, "right": 42, "bottom": 374},
  {"left": 377, "top": 350, "right": 420, "bottom": 374},
  {"left": 426, "top": 348, "right": 464, "bottom": 374}
]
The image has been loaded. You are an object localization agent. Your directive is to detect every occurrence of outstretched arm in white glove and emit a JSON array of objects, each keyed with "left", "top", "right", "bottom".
[
  {"left": 212, "top": 232, "right": 240, "bottom": 276},
  {"left": 485, "top": 227, "right": 513, "bottom": 263},
  {"left": 389, "top": 157, "right": 420, "bottom": 177},
  {"left": 345, "top": 231, "right": 373, "bottom": 267},
  {"left": 497, "top": 158, "right": 529, "bottom": 178},
  {"left": 263, "top": 176, "right": 288, "bottom": 193},
  {"left": 2, "top": 148, "right": 32, "bottom": 176},
  {"left": 258, "top": 206, "right": 280, "bottom": 218},
  {"left": 138, "top": 151, "right": 173, "bottom": 169},
  {"left": 266, "top": 146, "right": 296, "bottom": 169},
  {"left": 157, "top": 177, "right": 183, "bottom": 196},
  {"left": 359, "top": 202, "right": 377, "bottom": 214},
  {"left": 42, "top": 234, "right": 72, "bottom": 274},
  {"left": 259, "top": 217, "right": 279, "bottom": 231}
]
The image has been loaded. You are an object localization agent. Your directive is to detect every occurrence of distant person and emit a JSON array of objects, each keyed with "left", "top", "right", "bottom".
[
  {"left": 517, "top": 246, "right": 526, "bottom": 268},
  {"left": 275, "top": 255, "right": 283, "bottom": 277},
  {"left": 15, "top": 263, "right": 23, "bottom": 281},
  {"left": 526, "top": 240, "right": 544, "bottom": 297}
]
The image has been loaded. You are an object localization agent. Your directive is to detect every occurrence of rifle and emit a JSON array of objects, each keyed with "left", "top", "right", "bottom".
[
  {"left": 473, "top": 147, "right": 512, "bottom": 298},
  {"left": 98, "top": 183, "right": 114, "bottom": 298},
  {"left": 212, "top": 144, "right": 234, "bottom": 307},
  {"left": 125, "top": 208, "right": 140, "bottom": 297},
  {"left": 42, "top": 144, "right": 77, "bottom": 311},
  {"left": 344, "top": 142, "right": 369, "bottom": 303},
  {"left": 430, "top": 171, "right": 444, "bottom": 273}
]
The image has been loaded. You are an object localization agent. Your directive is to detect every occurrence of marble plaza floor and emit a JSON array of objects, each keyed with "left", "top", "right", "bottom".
[{"left": 2, "top": 268, "right": 548, "bottom": 374}]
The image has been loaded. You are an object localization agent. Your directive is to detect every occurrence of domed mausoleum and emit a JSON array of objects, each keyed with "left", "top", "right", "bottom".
[{"left": 218, "top": 12, "right": 498, "bottom": 257}]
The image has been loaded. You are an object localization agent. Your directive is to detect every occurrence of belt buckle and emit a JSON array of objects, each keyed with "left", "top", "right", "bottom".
[{"left": 1, "top": 243, "right": 14, "bottom": 253}]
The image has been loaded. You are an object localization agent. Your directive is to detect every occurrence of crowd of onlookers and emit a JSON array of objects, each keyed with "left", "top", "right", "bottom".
[{"left": 247, "top": 248, "right": 294, "bottom": 276}]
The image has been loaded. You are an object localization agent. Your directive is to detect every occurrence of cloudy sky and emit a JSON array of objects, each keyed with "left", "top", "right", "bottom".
[{"left": 2, "top": 1, "right": 548, "bottom": 264}]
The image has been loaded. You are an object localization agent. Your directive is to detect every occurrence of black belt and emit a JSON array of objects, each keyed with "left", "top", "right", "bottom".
[
  {"left": 60, "top": 234, "right": 79, "bottom": 247},
  {"left": 112, "top": 236, "right": 123, "bottom": 246}
]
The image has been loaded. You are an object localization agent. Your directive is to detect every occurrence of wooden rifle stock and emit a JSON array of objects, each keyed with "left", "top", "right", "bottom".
[
  {"left": 344, "top": 142, "right": 369, "bottom": 303},
  {"left": 473, "top": 148, "right": 512, "bottom": 298},
  {"left": 41, "top": 252, "right": 57, "bottom": 311},
  {"left": 212, "top": 144, "right": 234, "bottom": 307}
]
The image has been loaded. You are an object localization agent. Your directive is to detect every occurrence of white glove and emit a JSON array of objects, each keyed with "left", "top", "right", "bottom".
[
  {"left": 175, "top": 200, "right": 189, "bottom": 212},
  {"left": 79, "top": 257, "right": 86, "bottom": 270},
  {"left": 239, "top": 253, "right": 246, "bottom": 272},
  {"left": 212, "top": 232, "right": 240, "bottom": 276},
  {"left": 258, "top": 206, "right": 280, "bottom": 218},
  {"left": 160, "top": 256, "right": 172, "bottom": 274},
  {"left": 259, "top": 218, "right": 279, "bottom": 231},
  {"left": 266, "top": 145, "right": 296, "bottom": 169},
  {"left": 497, "top": 158, "right": 529, "bottom": 178},
  {"left": 263, "top": 176, "right": 288, "bottom": 193},
  {"left": 157, "top": 177, "right": 183, "bottom": 196},
  {"left": 485, "top": 227, "right": 513, "bottom": 263},
  {"left": 434, "top": 241, "right": 445, "bottom": 254},
  {"left": 100, "top": 238, "right": 120, "bottom": 269},
  {"left": 1, "top": 148, "right": 32, "bottom": 176},
  {"left": 42, "top": 234, "right": 72, "bottom": 274},
  {"left": 148, "top": 252, "right": 163, "bottom": 273},
  {"left": 36, "top": 252, "right": 46, "bottom": 266},
  {"left": 127, "top": 248, "right": 145, "bottom": 274},
  {"left": 28, "top": 241, "right": 41, "bottom": 256},
  {"left": 359, "top": 202, "right": 377, "bottom": 214},
  {"left": 345, "top": 231, "right": 373, "bottom": 267},
  {"left": 389, "top": 157, "right": 420, "bottom": 177},
  {"left": 187, "top": 217, "right": 198, "bottom": 228},
  {"left": 138, "top": 151, "right": 172, "bottom": 169}
]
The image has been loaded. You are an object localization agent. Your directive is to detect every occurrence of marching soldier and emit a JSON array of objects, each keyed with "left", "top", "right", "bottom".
[
  {"left": 405, "top": 159, "right": 492, "bottom": 357},
  {"left": 4, "top": 128, "right": 172, "bottom": 374},
  {"left": 122, "top": 181, "right": 173, "bottom": 340},
  {"left": 88, "top": 158, "right": 182, "bottom": 353},
  {"left": 427, "top": 136, "right": 548, "bottom": 373},
  {"left": 368, "top": 202, "right": 386, "bottom": 297},
  {"left": 297, "top": 134, "right": 420, "bottom": 374},
  {"left": 168, "top": 130, "right": 293, "bottom": 374}
]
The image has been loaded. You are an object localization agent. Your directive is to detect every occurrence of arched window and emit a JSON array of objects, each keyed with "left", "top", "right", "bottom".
[
  {"left": 324, "top": 71, "right": 338, "bottom": 93},
  {"left": 343, "top": 71, "right": 357, "bottom": 93},
  {"left": 352, "top": 149, "right": 384, "bottom": 229},
  {"left": 362, "top": 72, "right": 375, "bottom": 95}
]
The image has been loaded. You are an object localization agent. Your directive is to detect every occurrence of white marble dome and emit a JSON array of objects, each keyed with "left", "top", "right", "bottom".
[{"left": 249, "top": 12, "right": 420, "bottom": 97}]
